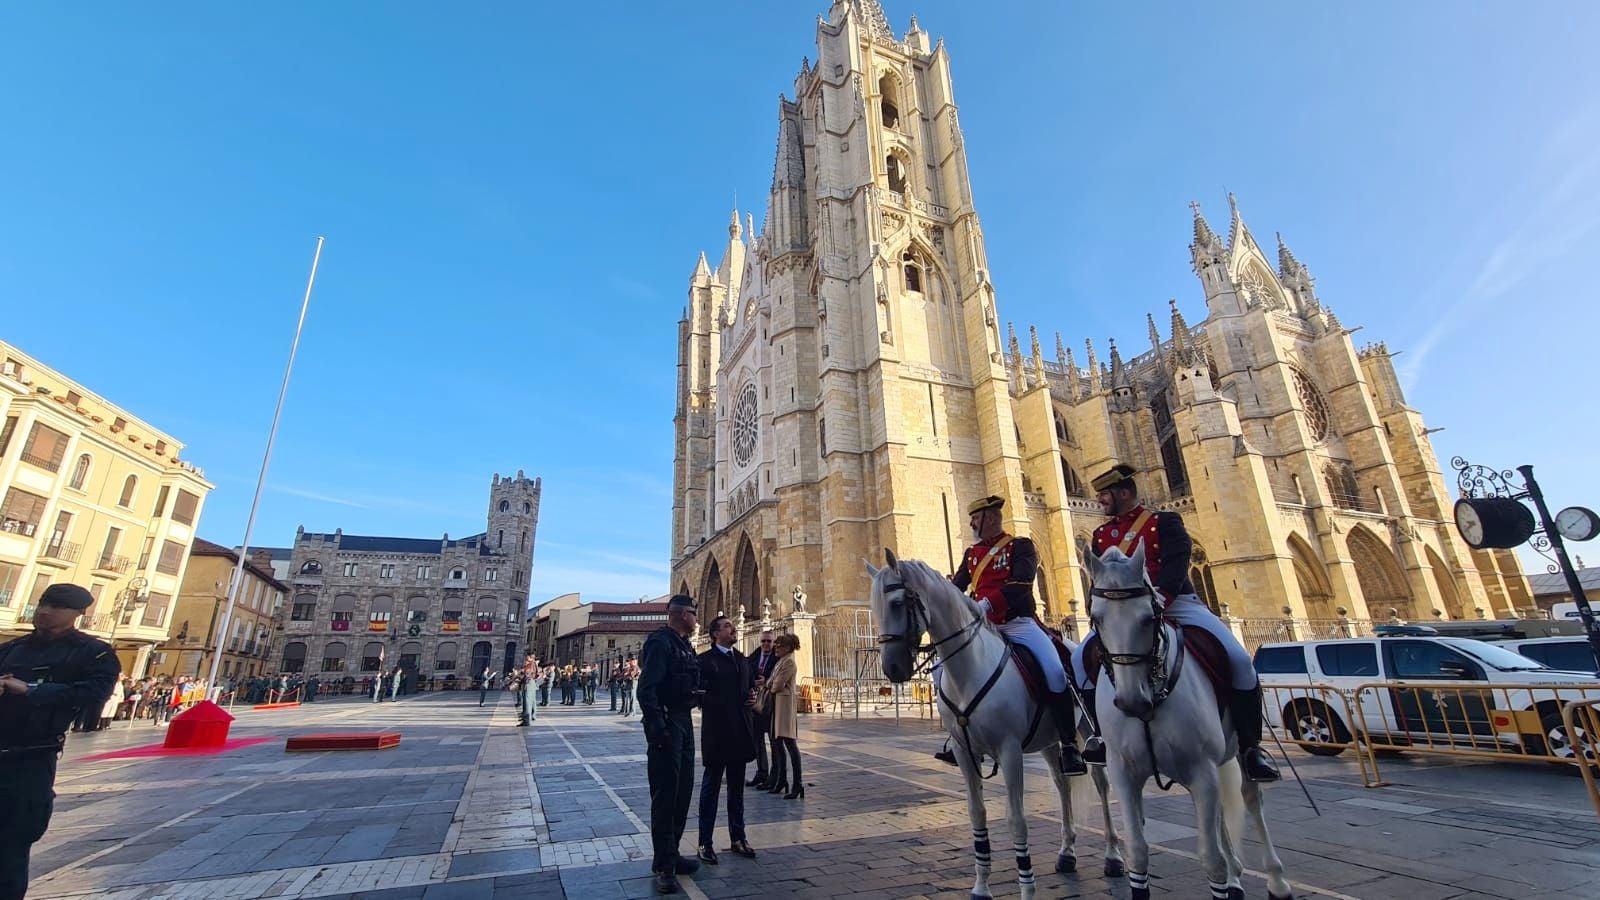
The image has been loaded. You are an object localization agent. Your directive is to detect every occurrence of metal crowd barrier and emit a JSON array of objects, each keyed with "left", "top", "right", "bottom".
[
  {"left": 1262, "top": 681, "right": 1600, "bottom": 804},
  {"left": 1561, "top": 699, "right": 1600, "bottom": 817}
]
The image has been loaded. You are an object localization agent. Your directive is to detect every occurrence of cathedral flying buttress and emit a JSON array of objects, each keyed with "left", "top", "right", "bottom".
[{"left": 669, "top": 0, "right": 1531, "bottom": 648}]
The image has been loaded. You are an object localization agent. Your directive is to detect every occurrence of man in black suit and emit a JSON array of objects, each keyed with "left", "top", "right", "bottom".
[
  {"left": 745, "top": 630, "right": 778, "bottom": 789},
  {"left": 695, "top": 616, "right": 758, "bottom": 864}
]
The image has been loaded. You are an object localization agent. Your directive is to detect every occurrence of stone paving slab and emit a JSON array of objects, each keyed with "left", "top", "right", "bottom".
[{"left": 22, "top": 691, "right": 1600, "bottom": 898}]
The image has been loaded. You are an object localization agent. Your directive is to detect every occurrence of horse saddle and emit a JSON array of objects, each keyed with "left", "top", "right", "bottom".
[
  {"left": 1083, "top": 622, "right": 1230, "bottom": 711},
  {"left": 1003, "top": 627, "right": 1076, "bottom": 705}
]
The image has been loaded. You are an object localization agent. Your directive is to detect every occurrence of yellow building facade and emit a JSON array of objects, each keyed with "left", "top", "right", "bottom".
[
  {"left": 149, "top": 539, "right": 286, "bottom": 681},
  {"left": 668, "top": 2, "right": 1531, "bottom": 648},
  {"left": 0, "top": 341, "right": 214, "bottom": 676}
]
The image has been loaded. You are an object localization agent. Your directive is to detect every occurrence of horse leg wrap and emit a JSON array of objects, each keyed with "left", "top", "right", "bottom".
[
  {"left": 1014, "top": 844, "right": 1033, "bottom": 885},
  {"left": 1208, "top": 881, "right": 1232, "bottom": 899},
  {"left": 973, "top": 829, "right": 992, "bottom": 866},
  {"left": 1128, "top": 870, "right": 1150, "bottom": 900}
]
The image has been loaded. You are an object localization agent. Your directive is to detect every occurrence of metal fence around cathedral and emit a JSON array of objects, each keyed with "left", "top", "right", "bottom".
[{"left": 809, "top": 607, "right": 934, "bottom": 720}]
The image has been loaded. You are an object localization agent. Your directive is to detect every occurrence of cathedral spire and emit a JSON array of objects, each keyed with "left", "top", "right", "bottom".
[
  {"left": 1029, "top": 325, "right": 1046, "bottom": 388},
  {"left": 1108, "top": 338, "right": 1129, "bottom": 389},
  {"left": 1007, "top": 323, "right": 1024, "bottom": 395},
  {"left": 1225, "top": 190, "right": 1248, "bottom": 251},
  {"left": 1085, "top": 338, "right": 1102, "bottom": 393},
  {"left": 1276, "top": 232, "right": 1302, "bottom": 277},
  {"left": 730, "top": 205, "right": 742, "bottom": 239},
  {"left": 1169, "top": 299, "right": 1198, "bottom": 367},
  {"left": 691, "top": 251, "right": 710, "bottom": 283},
  {"left": 1062, "top": 340, "right": 1080, "bottom": 402},
  {"left": 1190, "top": 199, "right": 1221, "bottom": 250},
  {"left": 1147, "top": 312, "right": 1163, "bottom": 353}
]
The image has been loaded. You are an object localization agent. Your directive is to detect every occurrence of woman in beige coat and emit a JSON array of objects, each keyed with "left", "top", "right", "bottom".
[{"left": 764, "top": 633, "right": 804, "bottom": 799}]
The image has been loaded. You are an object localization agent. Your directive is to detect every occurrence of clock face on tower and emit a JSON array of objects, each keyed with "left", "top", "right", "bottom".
[{"left": 733, "top": 385, "right": 759, "bottom": 467}]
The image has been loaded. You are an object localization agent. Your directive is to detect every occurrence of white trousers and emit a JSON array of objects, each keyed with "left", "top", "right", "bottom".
[
  {"left": 1070, "top": 593, "right": 1257, "bottom": 691},
  {"left": 931, "top": 616, "right": 1067, "bottom": 693}
]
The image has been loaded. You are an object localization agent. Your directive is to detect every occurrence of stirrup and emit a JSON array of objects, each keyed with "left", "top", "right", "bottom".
[
  {"left": 1241, "top": 746, "right": 1281, "bottom": 782},
  {"left": 1082, "top": 736, "right": 1106, "bottom": 765}
]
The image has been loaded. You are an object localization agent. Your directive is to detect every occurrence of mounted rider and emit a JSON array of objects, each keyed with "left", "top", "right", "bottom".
[
  {"left": 1071, "top": 463, "right": 1280, "bottom": 782},
  {"left": 946, "top": 494, "right": 1088, "bottom": 776}
]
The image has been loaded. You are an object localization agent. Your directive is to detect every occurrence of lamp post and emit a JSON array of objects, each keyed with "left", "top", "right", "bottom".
[
  {"left": 104, "top": 576, "right": 149, "bottom": 648},
  {"left": 1451, "top": 458, "right": 1600, "bottom": 671}
]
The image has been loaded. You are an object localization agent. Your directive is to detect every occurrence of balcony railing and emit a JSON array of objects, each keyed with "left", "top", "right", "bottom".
[
  {"left": 1328, "top": 491, "right": 1384, "bottom": 514},
  {"left": 19, "top": 450, "right": 61, "bottom": 472},
  {"left": 0, "top": 588, "right": 14, "bottom": 608},
  {"left": 0, "top": 519, "right": 39, "bottom": 537},
  {"left": 40, "top": 540, "right": 82, "bottom": 564},
  {"left": 95, "top": 554, "right": 133, "bottom": 574}
]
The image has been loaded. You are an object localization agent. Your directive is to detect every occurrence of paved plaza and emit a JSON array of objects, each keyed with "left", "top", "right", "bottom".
[{"left": 23, "top": 691, "right": 1600, "bottom": 899}]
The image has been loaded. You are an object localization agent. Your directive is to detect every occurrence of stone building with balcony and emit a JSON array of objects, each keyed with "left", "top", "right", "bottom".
[
  {"left": 277, "top": 472, "right": 539, "bottom": 686},
  {"left": 0, "top": 341, "right": 213, "bottom": 676},
  {"left": 668, "top": 1, "right": 1529, "bottom": 649},
  {"left": 149, "top": 539, "right": 286, "bottom": 681}
]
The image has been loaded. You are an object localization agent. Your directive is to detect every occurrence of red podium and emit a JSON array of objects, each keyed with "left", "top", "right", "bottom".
[{"left": 163, "top": 700, "right": 234, "bottom": 749}]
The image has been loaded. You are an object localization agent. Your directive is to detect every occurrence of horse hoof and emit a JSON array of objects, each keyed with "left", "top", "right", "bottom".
[
  {"left": 1268, "top": 894, "right": 1295, "bottom": 900},
  {"left": 1226, "top": 888, "right": 1245, "bottom": 900},
  {"left": 1055, "top": 853, "right": 1076, "bottom": 873},
  {"left": 1103, "top": 859, "right": 1125, "bottom": 878},
  {"left": 1130, "top": 888, "right": 1150, "bottom": 900}
]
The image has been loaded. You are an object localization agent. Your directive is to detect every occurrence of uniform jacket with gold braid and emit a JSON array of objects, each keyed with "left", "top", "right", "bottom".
[
  {"left": 1091, "top": 504, "right": 1194, "bottom": 607},
  {"left": 951, "top": 532, "right": 1038, "bottom": 625}
]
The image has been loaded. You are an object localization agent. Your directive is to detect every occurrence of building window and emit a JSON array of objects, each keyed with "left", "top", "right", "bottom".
[
  {"left": 282, "top": 641, "right": 307, "bottom": 673},
  {"left": 321, "top": 642, "right": 347, "bottom": 673},
  {"left": 300, "top": 560, "right": 323, "bottom": 575},
  {"left": 1290, "top": 365, "right": 1332, "bottom": 442},
  {"left": 69, "top": 454, "right": 92, "bottom": 490},
  {"left": 172, "top": 489, "right": 199, "bottom": 525},
  {"left": 408, "top": 608, "right": 428, "bottom": 624},
  {"left": 291, "top": 595, "right": 317, "bottom": 621},
  {"left": 140, "top": 592, "right": 171, "bottom": 628},
  {"left": 1160, "top": 435, "right": 1189, "bottom": 495},
  {"left": 497, "top": 529, "right": 504, "bottom": 548},
  {"left": 138, "top": 536, "right": 154, "bottom": 568},
  {"left": 442, "top": 609, "right": 462, "bottom": 632},
  {"left": 361, "top": 642, "right": 385, "bottom": 672},
  {"left": 1, "top": 487, "right": 49, "bottom": 537},
  {"left": 156, "top": 540, "right": 186, "bottom": 575},
  {"left": 153, "top": 485, "right": 170, "bottom": 518},
  {"left": 499, "top": 500, "right": 510, "bottom": 512},
  {"left": 902, "top": 251, "right": 922, "bottom": 293},
  {"left": 523, "top": 501, "right": 532, "bottom": 514},
  {"left": 520, "top": 530, "right": 528, "bottom": 553},
  {"left": 43, "top": 510, "right": 73, "bottom": 559},
  {"left": 476, "top": 611, "right": 495, "bottom": 632},
  {"left": 435, "top": 641, "right": 458, "bottom": 670},
  {"left": 118, "top": 475, "right": 138, "bottom": 509},
  {"left": 484, "top": 568, "right": 498, "bottom": 582},
  {"left": 343, "top": 562, "right": 358, "bottom": 577},
  {"left": 20, "top": 423, "right": 68, "bottom": 472},
  {"left": 369, "top": 595, "right": 393, "bottom": 631},
  {"left": 0, "top": 562, "right": 21, "bottom": 608},
  {"left": 878, "top": 73, "right": 900, "bottom": 129},
  {"left": 380, "top": 563, "right": 395, "bottom": 578},
  {"left": 0, "top": 416, "right": 16, "bottom": 456},
  {"left": 417, "top": 564, "right": 432, "bottom": 579},
  {"left": 886, "top": 153, "right": 908, "bottom": 195},
  {"left": 449, "top": 567, "right": 466, "bottom": 582}
]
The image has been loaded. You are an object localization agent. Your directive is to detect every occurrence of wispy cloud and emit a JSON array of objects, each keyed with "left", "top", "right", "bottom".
[
  {"left": 538, "top": 541, "right": 670, "bottom": 574},
  {"left": 1401, "top": 109, "right": 1600, "bottom": 390},
  {"left": 270, "top": 484, "right": 372, "bottom": 509}
]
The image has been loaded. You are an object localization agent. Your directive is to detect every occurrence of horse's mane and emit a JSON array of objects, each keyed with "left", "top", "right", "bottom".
[{"left": 894, "top": 557, "right": 993, "bottom": 633}]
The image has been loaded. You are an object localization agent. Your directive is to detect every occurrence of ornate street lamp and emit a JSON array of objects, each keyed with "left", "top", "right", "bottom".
[{"left": 1451, "top": 458, "right": 1600, "bottom": 670}]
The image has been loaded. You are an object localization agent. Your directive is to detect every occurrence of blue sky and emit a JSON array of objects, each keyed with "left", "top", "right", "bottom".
[{"left": 3, "top": 1, "right": 1597, "bottom": 602}]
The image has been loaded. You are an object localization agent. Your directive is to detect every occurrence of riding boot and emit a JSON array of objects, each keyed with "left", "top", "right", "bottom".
[
  {"left": 1231, "top": 685, "right": 1281, "bottom": 782},
  {"left": 1079, "top": 688, "right": 1106, "bottom": 765},
  {"left": 1048, "top": 691, "right": 1088, "bottom": 775}
]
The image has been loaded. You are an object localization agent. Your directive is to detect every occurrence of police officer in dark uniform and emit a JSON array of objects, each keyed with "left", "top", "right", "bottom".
[
  {"left": 1, "top": 584, "right": 120, "bottom": 900},
  {"left": 637, "top": 594, "right": 703, "bottom": 895}
]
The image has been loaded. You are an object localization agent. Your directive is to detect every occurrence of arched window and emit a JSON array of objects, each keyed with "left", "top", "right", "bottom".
[
  {"left": 118, "top": 474, "right": 138, "bottom": 508},
  {"left": 1151, "top": 392, "right": 1173, "bottom": 434},
  {"left": 498, "top": 500, "right": 510, "bottom": 512},
  {"left": 470, "top": 641, "right": 494, "bottom": 677},
  {"left": 407, "top": 595, "right": 430, "bottom": 624},
  {"left": 331, "top": 594, "right": 356, "bottom": 630},
  {"left": 1061, "top": 456, "right": 1086, "bottom": 497},
  {"left": 878, "top": 73, "right": 900, "bottom": 129},
  {"left": 886, "top": 154, "right": 907, "bottom": 195},
  {"left": 69, "top": 454, "right": 91, "bottom": 490},
  {"left": 902, "top": 251, "right": 922, "bottom": 293},
  {"left": 400, "top": 641, "right": 422, "bottom": 671},
  {"left": 321, "top": 641, "right": 347, "bottom": 673},
  {"left": 448, "top": 567, "right": 466, "bottom": 583},
  {"left": 1053, "top": 411, "right": 1070, "bottom": 444},
  {"left": 522, "top": 501, "right": 532, "bottom": 514},
  {"left": 282, "top": 641, "right": 307, "bottom": 674},
  {"left": 361, "top": 642, "right": 385, "bottom": 671},
  {"left": 1161, "top": 435, "right": 1189, "bottom": 495},
  {"left": 1325, "top": 462, "right": 1362, "bottom": 510},
  {"left": 369, "top": 595, "right": 393, "bottom": 631},
  {"left": 435, "top": 641, "right": 458, "bottom": 671},
  {"left": 300, "top": 560, "right": 322, "bottom": 574}
]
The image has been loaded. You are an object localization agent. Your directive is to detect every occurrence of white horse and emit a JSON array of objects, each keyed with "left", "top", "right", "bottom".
[
  {"left": 1088, "top": 545, "right": 1292, "bottom": 900},
  {"left": 867, "top": 550, "right": 1122, "bottom": 900}
]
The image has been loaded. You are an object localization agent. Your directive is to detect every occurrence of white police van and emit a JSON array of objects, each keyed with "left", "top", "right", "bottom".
[{"left": 1255, "top": 626, "right": 1599, "bottom": 760}]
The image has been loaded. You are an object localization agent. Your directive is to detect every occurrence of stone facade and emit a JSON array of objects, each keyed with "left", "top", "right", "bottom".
[
  {"left": 150, "top": 538, "right": 286, "bottom": 681},
  {"left": 279, "top": 471, "right": 539, "bottom": 682},
  {"left": 669, "top": 1, "right": 1529, "bottom": 640}
]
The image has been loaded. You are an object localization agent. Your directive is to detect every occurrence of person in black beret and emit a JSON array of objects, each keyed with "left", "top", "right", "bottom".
[
  {"left": 0, "top": 583, "right": 121, "bottom": 898},
  {"left": 638, "top": 594, "right": 704, "bottom": 893}
]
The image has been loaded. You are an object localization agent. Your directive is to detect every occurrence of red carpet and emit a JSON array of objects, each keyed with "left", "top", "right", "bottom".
[{"left": 77, "top": 736, "right": 276, "bottom": 761}]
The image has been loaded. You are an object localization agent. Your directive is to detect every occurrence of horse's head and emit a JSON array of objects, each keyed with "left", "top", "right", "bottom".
[
  {"left": 865, "top": 549, "right": 922, "bottom": 683},
  {"left": 1088, "top": 544, "right": 1164, "bottom": 718}
]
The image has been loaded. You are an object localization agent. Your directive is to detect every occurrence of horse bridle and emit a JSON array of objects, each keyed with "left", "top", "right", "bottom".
[
  {"left": 875, "top": 576, "right": 984, "bottom": 668},
  {"left": 1088, "top": 583, "right": 1181, "bottom": 710}
]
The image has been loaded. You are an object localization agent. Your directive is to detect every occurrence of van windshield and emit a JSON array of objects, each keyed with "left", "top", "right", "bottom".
[{"left": 1445, "top": 638, "right": 1550, "bottom": 672}]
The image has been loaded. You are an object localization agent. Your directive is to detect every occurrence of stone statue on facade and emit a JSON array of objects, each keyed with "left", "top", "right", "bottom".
[{"left": 792, "top": 584, "right": 807, "bottom": 613}]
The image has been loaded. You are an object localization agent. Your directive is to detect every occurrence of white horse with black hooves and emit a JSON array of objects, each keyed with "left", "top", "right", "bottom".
[
  {"left": 867, "top": 551, "right": 1123, "bottom": 900},
  {"left": 1088, "top": 545, "right": 1293, "bottom": 900}
]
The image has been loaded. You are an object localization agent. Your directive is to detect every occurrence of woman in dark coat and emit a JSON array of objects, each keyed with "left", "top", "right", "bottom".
[{"left": 694, "top": 615, "right": 759, "bottom": 863}]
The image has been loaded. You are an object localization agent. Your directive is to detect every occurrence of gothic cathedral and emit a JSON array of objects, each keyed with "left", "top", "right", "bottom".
[{"left": 669, "top": 0, "right": 1530, "bottom": 640}]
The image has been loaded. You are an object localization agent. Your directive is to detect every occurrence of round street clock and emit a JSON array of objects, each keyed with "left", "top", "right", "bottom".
[
  {"left": 1453, "top": 497, "right": 1537, "bottom": 550},
  {"left": 1556, "top": 506, "right": 1600, "bottom": 542}
]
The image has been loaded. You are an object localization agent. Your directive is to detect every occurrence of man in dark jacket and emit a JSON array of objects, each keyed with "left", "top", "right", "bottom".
[
  {"left": 639, "top": 595, "right": 703, "bottom": 894},
  {"left": 0, "top": 584, "right": 120, "bottom": 900},
  {"left": 695, "top": 616, "right": 759, "bottom": 865},
  {"left": 745, "top": 630, "right": 778, "bottom": 788}
]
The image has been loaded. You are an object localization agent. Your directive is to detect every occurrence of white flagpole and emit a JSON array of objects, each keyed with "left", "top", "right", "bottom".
[{"left": 207, "top": 237, "right": 325, "bottom": 692}]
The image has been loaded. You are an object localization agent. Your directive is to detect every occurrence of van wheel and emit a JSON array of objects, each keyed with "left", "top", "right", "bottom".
[
  {"left": 1533, "top": 710, "right": 1597, "bottom": 772},
  {"left": 1285, "top": 699, "right": 1349, "bottom": 757}
]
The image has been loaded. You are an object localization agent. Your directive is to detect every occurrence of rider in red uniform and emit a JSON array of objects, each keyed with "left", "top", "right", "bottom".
[{"left": 1073, "top": 464, "right": 1280, "bottom": 783}]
